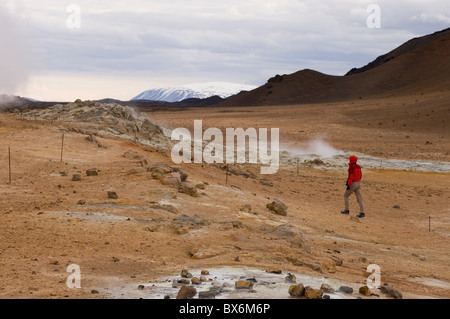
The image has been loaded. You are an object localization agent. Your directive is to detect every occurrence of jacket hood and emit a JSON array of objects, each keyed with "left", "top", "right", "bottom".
[{"left": 349, "top": 155, "right": 358, "bottom": 164}]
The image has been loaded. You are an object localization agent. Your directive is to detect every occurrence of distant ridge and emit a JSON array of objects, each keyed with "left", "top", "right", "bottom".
[{"left": 220, "top": 27, "right": 450, "bottom": 106}]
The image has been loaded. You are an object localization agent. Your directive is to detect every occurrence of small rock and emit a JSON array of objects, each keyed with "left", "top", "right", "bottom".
[
  {"left": 201, "top": 270, "right": 210, "bottom": 275},
  {"left": 86, "top": 169, "right": 98, "bottom": 176},
  {"left": 359, "top": 285, "right": 371, "bottom": 296},
  {"left": 304, "top": 286, "right": 323, "bottom": 299},
  {"left": 266, "top": 269, "right": 282, "bottom": 274},
  {"left": 393, "top": 205, "right": 400, "bottom": 209},
  {"left": 173, "top": 167, "right": 188, "bottom": 181},
  {"left": 176, "top": 286, "right": 197, "bottom": 299},
  {"left": 235, "top": 280, "right": 253, "bottom": 289},
  {"left": 338, "top": 286, "right": 353, "bottom": 294},
  {"left": 181, "top": 269, "right": 193, "bottom": 278},
  {"left": 77, "top": 200, "right": 86, "bottom": 205},
  {"left": 329, "top": 255, "right": 343, "bottom": 266},
  {"left": 107, "top": 191, "right": 118, "bottom": 199},
  {"left": 137, "top": 285, "right": 145, "bottom": 290},
  {"left": 266, "top": 198, "right": 288, "bottom": 216},
  {"left": 161, "top": 173, "right": 181, "bottom": 188},
  {"left": 86, "top": 134, "right": 97, "bottom": 143},
  {"left": 320, "top": 283, "right": 335, "bottom": 293},
  {"left": 177, "top": 279, "right": 190, "bottom": 285},
  {"left": 195, "top": 183, "right": 205, "bottom": 190},
  {"left": 310, "top": 262, "right": 323, "bottom": 273},
  {"left": 288, "top": 283, "right": 305, "bottom": 297},
  {"left": 240, "top": 204, "right": 252, "bottom": 212},
  {"left": 285, "top": 274, "right": 297, "bottom": 284},
  {"left": 71, "top": 174, "right": 81, "bottom": 181},
  {"left": 380, "top": 283, "right": 402, "bottom": 299},
  {"left": 191, "top": 277, "right": 201, "bottom": 285},
  {"left": 178, "top": 183, "right": 198, "bottom": 197},
  {"left": 91, "top": 289, "right": 99, "bottom": 294},
  {"left": 199, "top": 290, "right": 216, "bottom": 299}
]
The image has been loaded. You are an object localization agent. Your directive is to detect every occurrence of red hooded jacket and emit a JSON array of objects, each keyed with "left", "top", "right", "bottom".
[{"left": 347, "top": 155, "right": 362, "bottom": 187}]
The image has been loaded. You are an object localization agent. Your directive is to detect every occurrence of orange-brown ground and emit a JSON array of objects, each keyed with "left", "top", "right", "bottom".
[{"left": 0, "top": 95, "right": 449, "bottom": 299}]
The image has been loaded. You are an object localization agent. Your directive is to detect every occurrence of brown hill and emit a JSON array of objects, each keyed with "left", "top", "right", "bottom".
[{"left": 221, "top": 28, "right": 450, "bottom": 106}]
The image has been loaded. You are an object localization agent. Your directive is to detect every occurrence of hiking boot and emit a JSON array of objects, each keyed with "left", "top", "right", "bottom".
[
  {"left": 340, "top": 210, "right": 349, "bottom": 215},
  {"left": 356, "top": 212, "right": 365, "bottom": 218}
]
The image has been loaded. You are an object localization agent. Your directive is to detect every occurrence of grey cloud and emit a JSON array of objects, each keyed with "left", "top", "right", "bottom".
[{"left": 5, "top": 0, "right": 450, "bottom": 99}]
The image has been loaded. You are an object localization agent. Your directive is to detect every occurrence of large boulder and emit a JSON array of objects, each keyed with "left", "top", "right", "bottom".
[
  {"left": 266, "top": 198, "right": 288, "bottom": 216},
  {"left": 288, "top": 283, "right": 305, "bottom": 297},
  {"left": 304, "top": 286, "right": 323, "bottom": 299},
  {"left": 176, "top": 286, "right": 197, "bottom": 299}
]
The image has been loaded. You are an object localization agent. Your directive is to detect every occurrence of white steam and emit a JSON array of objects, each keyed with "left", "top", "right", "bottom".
[
  {"left": 283, "top": 139, "right": 344, "bottom": 160},
  {"left": 0, "top": 4, "right": 30, "bottom": 96}
]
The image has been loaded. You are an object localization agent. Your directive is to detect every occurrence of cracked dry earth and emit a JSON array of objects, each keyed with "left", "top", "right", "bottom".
[{"left": 0, "top": 107, "right": 449, "bottom": 299}]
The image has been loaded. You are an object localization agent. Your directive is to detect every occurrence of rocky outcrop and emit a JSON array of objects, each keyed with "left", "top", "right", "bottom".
[{"left": 21, "top": 100, "right": 170, "bottom": 150}]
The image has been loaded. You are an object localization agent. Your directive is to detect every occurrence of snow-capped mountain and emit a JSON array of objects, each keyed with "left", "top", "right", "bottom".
[{"left": 131, "top": 82, "right": 257, "bottom": 102}]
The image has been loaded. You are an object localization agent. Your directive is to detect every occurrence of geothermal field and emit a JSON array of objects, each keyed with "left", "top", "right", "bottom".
[{"left": 0, "top": 28, "right": 449, "bottom": 301}]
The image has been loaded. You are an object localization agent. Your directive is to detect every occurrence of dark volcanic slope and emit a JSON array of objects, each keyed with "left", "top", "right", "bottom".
[{"left": 221, "top": 28, "right": 450, "bottom": 106}]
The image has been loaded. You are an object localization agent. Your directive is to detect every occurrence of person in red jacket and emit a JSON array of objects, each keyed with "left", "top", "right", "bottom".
[{"left": 341, "top": 155, "right": 365, "bottom": 218}]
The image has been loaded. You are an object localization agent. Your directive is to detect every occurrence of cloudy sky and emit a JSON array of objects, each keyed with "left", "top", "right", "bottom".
[{"left": 1, "top": 0, "right": 449, "bottom": 101}]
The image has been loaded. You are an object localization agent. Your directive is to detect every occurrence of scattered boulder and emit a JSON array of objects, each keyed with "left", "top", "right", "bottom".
[
  {"left": 181, "top": 269, "right": 193, "bottom": 278},
  {"left": 173, "top": 167, "right": 188, "bottom": 181},
  {"left": 71, "top": 174, "right": 81, "bottom": 181},
  {"left": 304, "top": 286, "right": 323, "bottom": 299},
  {"left": 107, "top": 191, "right": 118, "bottom": 199},
  {"left": 266, "top": 269, "right": 282, "bottom": 274},
  {"left": 321, "top": 260, "right": 336, "bottom": 273},
  {"left": 266, "top": 198, "right": 287, "bottom": 216},
  {"left": 320, "top": 284, "right": 335, "bottom": 293},
  {"left": 176, "top": 286, "right": 197, "bottom": 299},
  {"left": 178, "top": 182, "right": 198, "bottom": 197},
  {"left": 285, "top": 274, "right": 297, "bottom": 284},
  {"left": 199, "top": 290, "right": 216, "bottom": 299},
  {"left": 235, "top": 280, "right": 253, "bottom": 289},
  {"left": 329, "top": 255, "right": 343, "bottom": 267},
  {"left": 239, "top": 204, "right": 252, "bottom": 213},
  {"left": 380, "top": 283, "right": 403, "bottom": 299},
  {"left": 359, "top": 285, "right": 372, "bottom": 296},
  {"left": 160, "top": 172, "right": 181, "bottom": 188},
  {"left": 309, "top": 262, "right": 323, "bottom": 273},
  {"left": 338, "top": 286, "right": 353, "bottom": 294},
  {"left": 288, "top": 283, "right": 305, "bottom": 297},
  {"left": 195, "top": 183, "right": 205, "bottom": 190},
  {"left": 86, "top": 168, "right": 98, "bottom": 176},
  {"left": 86, "top": 134, "right": 97, "bottom": 143}
]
